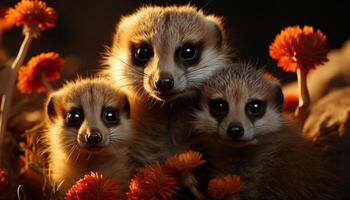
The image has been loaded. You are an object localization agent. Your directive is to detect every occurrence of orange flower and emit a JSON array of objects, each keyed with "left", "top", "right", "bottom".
[
  {"left": 269, "top": 26, "right": 328, "bottom": 73},
  {"left": 208, "top": 175, "right": 244, "bottom": 200},
  {"left": 65, "top": 172, "right": 124, "bottom": 200},
  {"left": 5, "top": 0, "right": 56, "bottom": 31},
  {"left": 283, "top": 93, "right": 299, "bottom": 112},
  {"left": 163, "top": 150, "right": 206, "bottom": 177},
  {"left": 127, "top": 162, "right": 179, "bottom": 200},
  {"left": 17, "top": 52, "right": 64, "bottom": 93},
  {"left": 0, "top": 7, "right": 12, "bottom": 30},
  {"left": 0, "top": 168, "right": 7, "bottom": 190}
]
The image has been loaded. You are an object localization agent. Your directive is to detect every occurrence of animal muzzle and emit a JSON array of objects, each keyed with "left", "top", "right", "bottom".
[{"left": 154, "top": 72, "right": 174, "bottom": 92}]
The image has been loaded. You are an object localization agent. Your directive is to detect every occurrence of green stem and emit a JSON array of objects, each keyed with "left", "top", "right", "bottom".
[{"left": 0, "top": 30, "right": 34, "bottom": 166}]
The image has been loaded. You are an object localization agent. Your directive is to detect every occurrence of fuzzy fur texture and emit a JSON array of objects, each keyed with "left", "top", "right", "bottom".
[
  {"left": 44, "top": 78, "right": 132, "bottom": 195},
  {"left": 103, "top": 5, "right": 231, "bottom": 101},
  {"left": 193, "top": 64, "right": 338, "bottom": 200},
  {"left": 101, "top": 5, "right": 233, "bottom": 171}
]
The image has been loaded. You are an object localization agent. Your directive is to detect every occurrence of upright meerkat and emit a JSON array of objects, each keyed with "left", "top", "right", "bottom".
[
  {"left": 44, "top": 78, "right": 132, "bottom": 195},
  {"left": 192, "top": 64, "right": 338, "bottom": 200},
  {"left": 102, "top": 5, "right": 232, "bottom": 168}
]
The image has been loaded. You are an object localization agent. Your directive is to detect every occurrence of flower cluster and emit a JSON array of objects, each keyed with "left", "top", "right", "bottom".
[
  {"left": 5, "top": 0, "right": 56, "bottom": 31},
  {"left": 128, "top": 162, "right": 179, "bottom": 200},
  {"left": 269, "top": 25, "right": 328, "bottom": 73},
  {"left": 163, "top": 150, "right": 206, "bottom": 177},
  {"left": 208, "top": 175, "right": 244, "bottom": 200},
  {"left": 17, "top": 52, "right": 64, "bottom": 93},
  {"left": 65, "top": 172, "right": 124, "bottom": 200}
]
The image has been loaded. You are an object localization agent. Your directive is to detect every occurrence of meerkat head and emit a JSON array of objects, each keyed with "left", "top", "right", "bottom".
[
  {"left": 104, "top": 5, "right": 230, "bottom": 101},
  {"left": 45, "top": 78, "right": 131, "bottom": 155},
  {"left": 193, "top": 64, "right": 284, "bottom": 146}
]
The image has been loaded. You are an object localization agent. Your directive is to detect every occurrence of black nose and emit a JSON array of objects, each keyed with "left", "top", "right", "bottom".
[
  {"left": 155, "top": 73, "right": 174, "bottom": 92},
  {"left": 85, "top": 129, "right": 102, "bottom": 145},
  {"left": 227, "top": 122, "right": 244, "bottom": 138}
]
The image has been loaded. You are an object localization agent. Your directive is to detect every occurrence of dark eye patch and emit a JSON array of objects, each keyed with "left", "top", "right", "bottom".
[
  {"left": 102, "top": 107, "right": 119, "bottom": 126},
  {"left": 131, "top": 43, "right": 154, "bottom": 67},
  {"left": 175, "top": 41, "right": 203, "bottom": 67},
  {"left": 208, "top": 98, "right": 229, "bottom": 120},
  {"left": 245, "top": 99, "right": 266, "bottom": 119},
  {"left": 66, "top": 107, "right": 84, "bottom": 127}
]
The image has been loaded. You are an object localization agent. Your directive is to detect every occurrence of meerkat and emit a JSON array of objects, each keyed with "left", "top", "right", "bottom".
[
  {"left": 192, "top": 64, "right": 338, "bottom": 200},
  {"left": 44, "top": 78, "right": 132, "bottom": 195},
  {"left": 101, "top": 5, "right": 233, "bottom": 169}
]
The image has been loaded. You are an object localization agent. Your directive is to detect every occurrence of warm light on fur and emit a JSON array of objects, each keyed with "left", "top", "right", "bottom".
[{"left": 44, "top": 78, "right": 132, "bottom": 196}]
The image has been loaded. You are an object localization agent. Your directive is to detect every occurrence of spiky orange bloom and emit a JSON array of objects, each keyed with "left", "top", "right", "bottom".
[
  {"left": 208, "top": 175, "right": 244, "bottom": 200},
  {"left": 283, "top": 93, "right": 299, "bottom": 112},
  {"left": 128, "top": 162, "right": 179, "bottom": 200},
  {"left": 65, "top": 172, "right": 124, "bottom": 200},
  {"left": 17, "top": 52, "right": 63, "bottom": 93},
  {"left": 163, "top": 150, "right": 206, "bottom": 177},
  {"left": 5, "top": 0, "right": 56, "bottom": 31},
  {"left": 269, "top": 26, "right": 328, "bottom": 73},
  {"left": 0, "top": 168, "right": 7, "bottom": 190},
  {"left": 0, "top": 7, "right": 12, "bottom": 30}
]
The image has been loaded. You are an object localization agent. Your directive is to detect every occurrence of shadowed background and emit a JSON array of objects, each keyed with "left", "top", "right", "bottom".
[{"left": 1, "top": 0, "right": 350, "bottom": 83}]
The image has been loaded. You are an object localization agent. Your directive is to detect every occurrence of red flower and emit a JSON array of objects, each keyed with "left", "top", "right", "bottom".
[
  {"left": 163, "top": 150, "right": 206, "bottom": 177},
  {"left": 269, "top": 26, "right": 328, "bottom": 73},
  {"left": 0, "top": 168, "right": 7, "bottom": 190},
  {"left": 5, "top": 0, "right": 56, "bottom": 31},
  {"left": 127, "top": 162, "right": 179, "bottom": 200},
  {"left": 17, "top": 52, "right": 64, "bottom": 93},
  {"left": 208, "top": 175, "right": 244, "bottom": 200},
  {"left": 65, "top": 172, "right": 124, "bottom": 200}
]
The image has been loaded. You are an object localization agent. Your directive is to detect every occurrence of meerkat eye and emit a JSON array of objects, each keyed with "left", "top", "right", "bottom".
[
  {"left": 178, "top": 43, "right": 202, "bottom": 66},
  {"left": 102, "top": 107, "right": 119, "bottom": 124},
  {"left": 133, "top": 44, "right": 154, "bottom": 66},
  {"left": 245, "top": 100, "right": 266, "bottom": 118},
  {"left": 66, "top": 108, "right": 84, "bottom": 127},
  {"left": 208, "top": 99, "right": 229, "bottom": 118}
]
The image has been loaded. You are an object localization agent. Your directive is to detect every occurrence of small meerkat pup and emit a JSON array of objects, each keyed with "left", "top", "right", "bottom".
[
  {"left": 102, "top": 5, "right": 232, "bottom": 168},
  {"left": 192, "top": 64, "right": 338, "bottom": 200},
  {"left": 44, "top": 78, "right": 132, "bottom": 195}
]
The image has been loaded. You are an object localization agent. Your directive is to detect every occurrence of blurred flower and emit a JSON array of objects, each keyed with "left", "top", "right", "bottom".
[
  {"left": 263, "top": 72, "right": 279, "bottom": 82},
  {"left": 208, "top": 175, "right": 244, "bottom": 200},
  {"left": 0, "top": 6, "right": 12, "bottom": 30},
  {"left": 5, "top": 0, "right": 56, "bottom": 31},
  {"left": 163, "top": 150, "right": 206, "bottom": 177},
  {"left": 65, "top": 172, "right": 124, "bottom": 200},
  {"left": 128, "top": 162, "right": 179, "bottom": 200},
  {"left": 17, "top": 52, "right": 64, "bottom": 93},
  {"left": 269, "top": 26, "right": 328, "bottom": 73},
  {"left": 0, "top": 168, "right": 7, "bottom": 190},
  {"left": 283, "top": 93, "right": 299, "bottom": 112}
]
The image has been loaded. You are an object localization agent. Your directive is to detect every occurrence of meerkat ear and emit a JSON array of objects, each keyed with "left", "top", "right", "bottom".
[
  {"left": 206, "top": 15, "right": 226, "bottom": 49},
  {"left": 272, "top": 83, "right": 284, "bottom": 111},
  {"left": 45, "top": 95, "right": 57, "bottom": 122},
  {"left": 123, "top": 96, "right": 131, "bottom": 118}
]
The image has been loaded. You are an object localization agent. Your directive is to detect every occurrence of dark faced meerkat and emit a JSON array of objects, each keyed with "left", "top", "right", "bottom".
[
  {"left": 193, "top": 64, "right": 338, "bottom": 200},
  {"left": 44, "top": 78, "right": 132, "bottom": 194},
  {"left": 102, "top": 5, "right": 232, "bottom": 168}
]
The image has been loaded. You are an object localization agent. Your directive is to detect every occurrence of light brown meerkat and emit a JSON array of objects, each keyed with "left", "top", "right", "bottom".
[
  {"left": 44, "top": 78, "right": 132, "bottom": 195},
  {"left": 101, "top": 5, "right": 232, "bottom": 168},
  {"left": 192, "top": 64, "right": 338, "bottom": 200}
]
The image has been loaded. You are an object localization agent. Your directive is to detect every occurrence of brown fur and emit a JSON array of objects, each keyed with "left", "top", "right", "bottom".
[
  {"left": 44, "top": 78, "right": 132, "bottom": 196},
  {"left": 101, "top": 5, "right": 232, "bottom": 170},
  {"left": 193, "top": 64, "right": 338, "bottom": 199}
]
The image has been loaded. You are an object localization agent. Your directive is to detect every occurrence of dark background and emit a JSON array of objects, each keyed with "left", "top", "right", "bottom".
[{"left": 1, "top": 0, "right": 350, "bottom": 83}]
